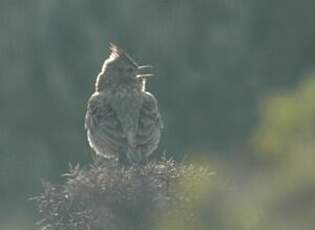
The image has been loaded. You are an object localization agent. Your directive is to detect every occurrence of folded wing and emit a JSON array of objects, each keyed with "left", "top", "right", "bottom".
[
  {"left": 85, "top": 93, "right": 126, "bottom": 158},
  {"left": 136, "top": 92, "right": 163, "bottom": 157}
]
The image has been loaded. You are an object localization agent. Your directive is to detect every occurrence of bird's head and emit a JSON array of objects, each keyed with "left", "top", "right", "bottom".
[{"left": 95, "top": 43, "right": 153, "bottom": 91}]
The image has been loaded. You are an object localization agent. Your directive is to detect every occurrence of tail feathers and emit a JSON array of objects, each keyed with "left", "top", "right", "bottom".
[{"left": 126, "top": 147, "right": 143, "bottom": 164}]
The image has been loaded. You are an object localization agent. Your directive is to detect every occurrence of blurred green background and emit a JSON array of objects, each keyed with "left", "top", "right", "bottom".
[{"left": 1, "top": 0, "right": 315, "bottom": 229}]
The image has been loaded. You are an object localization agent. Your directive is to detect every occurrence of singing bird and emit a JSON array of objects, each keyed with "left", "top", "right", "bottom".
[{"left": 85, "top": 43, "right": 163, "bottom": 165}]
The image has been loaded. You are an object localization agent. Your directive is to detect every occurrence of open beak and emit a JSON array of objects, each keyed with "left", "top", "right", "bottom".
[{"left": 137, "top": 65, "right": 154, "bottom": 80}]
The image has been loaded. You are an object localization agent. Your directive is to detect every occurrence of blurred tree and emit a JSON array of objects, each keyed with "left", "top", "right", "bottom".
[
  {"left": 248, "top": 71, "right": 315, "bottom": 229},
  {"left": 251, "top": 71, "right": 315, "bottom": 160}
]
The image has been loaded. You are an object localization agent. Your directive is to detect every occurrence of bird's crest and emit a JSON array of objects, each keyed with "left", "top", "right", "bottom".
[{"left": 109, "top": 42, "right": 138, "bottom": 67}]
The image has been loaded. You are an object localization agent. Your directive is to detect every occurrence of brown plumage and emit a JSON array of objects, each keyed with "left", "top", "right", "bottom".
[{"left": 85, "top": 43, "right": 163, "bottom": 164}]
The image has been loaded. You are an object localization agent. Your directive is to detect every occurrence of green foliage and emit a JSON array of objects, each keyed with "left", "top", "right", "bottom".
[
  {"left": 252, "top": 71, "right": 315, "bottom": 158},
  {"left": 244, "top": 72, "right": 315, "bottom": 229}
]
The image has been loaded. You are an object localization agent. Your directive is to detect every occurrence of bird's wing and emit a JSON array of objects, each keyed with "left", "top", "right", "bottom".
[
  {"left": 85, "top": 93, "right": 125, "bottom": 157},
  {"left": 136, "top": 92, "right": 163, "bottom": 157}
]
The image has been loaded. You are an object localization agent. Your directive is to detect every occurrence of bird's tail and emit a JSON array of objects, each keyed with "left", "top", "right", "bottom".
[{"left": 127, "top": 147, "right": 144, "bottom": 164}]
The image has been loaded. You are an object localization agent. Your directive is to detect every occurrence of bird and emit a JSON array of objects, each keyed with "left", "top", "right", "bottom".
[{"left": 85, "top": 43, "right": 163, "bottom": 165}]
